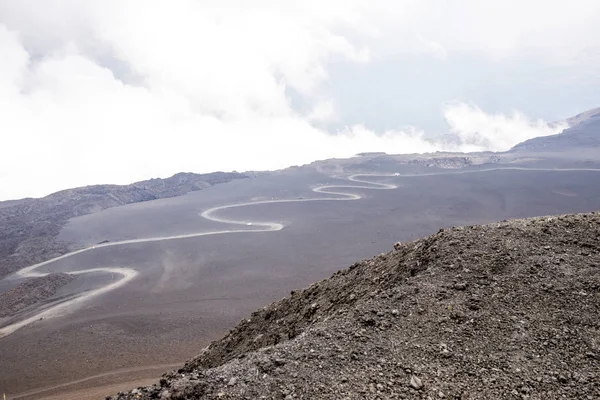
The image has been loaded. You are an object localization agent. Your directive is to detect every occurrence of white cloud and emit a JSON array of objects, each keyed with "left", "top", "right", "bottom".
[
  {"left": 307, "top": 100, "right": 338, "bottom": 123},
  {"left": 364, "top": 0, "right": 600, "bottom": 62},
  {"left": 442, "top": 103, "right": 568, "bottom": 152},
  {"left": 0, "top": 1, "right": 594, "bottom": 199},
  {"left": 0, "top": 25, "right": 28, "bottom": 95}
]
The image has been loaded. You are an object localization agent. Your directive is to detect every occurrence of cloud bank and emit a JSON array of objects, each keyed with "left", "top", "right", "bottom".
[{"left": 0, "top": 1, "right": 593, "bottom": 199}]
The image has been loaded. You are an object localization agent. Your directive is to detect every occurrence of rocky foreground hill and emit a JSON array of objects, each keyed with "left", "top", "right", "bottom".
[{"left": 112, "top": 213, "right": 599, "bottom": 400}]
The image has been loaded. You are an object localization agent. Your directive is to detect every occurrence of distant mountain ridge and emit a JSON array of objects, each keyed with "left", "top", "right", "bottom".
[
  {"left": 511, "top": 107, "right": 600, "bottom": 152},
  {"left": 567, "top": 107, "right": 600, "bottom": 127},
  {"left": 40, "top": 172, "right": 248, "bottom": 216},
  {"left": 0, "top": 171, "right": 248, "bottom": 279}
]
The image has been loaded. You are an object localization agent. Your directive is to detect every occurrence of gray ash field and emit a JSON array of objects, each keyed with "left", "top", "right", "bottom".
[{"left": 1, "top": 153, "right": 600, "bottom": 398}]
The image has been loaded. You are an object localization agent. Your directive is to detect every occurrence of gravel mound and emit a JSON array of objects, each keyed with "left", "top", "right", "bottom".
[
  {"left": 0, "top": 273, "right": 74, "bottom": 317},
  {"left": 112, "top": 213, "right": 600, "bottom": 399}
]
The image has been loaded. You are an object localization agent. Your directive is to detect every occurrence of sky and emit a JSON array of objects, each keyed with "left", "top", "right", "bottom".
[{"left": 0, "top": 0, "right": 599, "bottom": 199}]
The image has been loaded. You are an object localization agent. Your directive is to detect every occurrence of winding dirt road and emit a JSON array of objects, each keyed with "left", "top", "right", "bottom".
[
  {"left": 1, "top": 167, "right": 599, "bottom": 338},
  {"left": 0, "top": 174, "right": 397, "bottom": 338}
]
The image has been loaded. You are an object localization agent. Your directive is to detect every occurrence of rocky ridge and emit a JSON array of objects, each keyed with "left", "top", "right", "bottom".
[{"left": 112, "top": 212, "right": 600, "bottom": 399}]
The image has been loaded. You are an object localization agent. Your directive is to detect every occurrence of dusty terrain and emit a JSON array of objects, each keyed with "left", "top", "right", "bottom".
[
  {"left": 1, "top": 151, "right": 600, "bottom": 398},
  {"left": 112, "top": 212, "right": 600, "bottom": 400}
]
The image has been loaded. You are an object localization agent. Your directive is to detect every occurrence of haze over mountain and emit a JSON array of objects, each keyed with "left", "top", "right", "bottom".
[
  {"left": 511, "top": 107, "right": 600, "bottom": 152},
  {"left": 1, "top": 1, "right": 600, "bottom": 199}
]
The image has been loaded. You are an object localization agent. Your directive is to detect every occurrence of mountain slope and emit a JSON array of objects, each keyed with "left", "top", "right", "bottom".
[
  {"left": 511, "top": 107, "right": 600, "bottom": 152},
  {"left": 113, "top": 212, "right": 600, "bottom": 400},
  {"left": 0, "top": 172, "right": 248, "bottom": 279}
]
